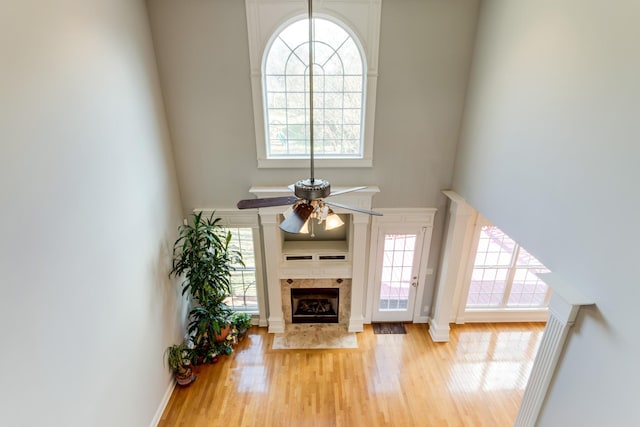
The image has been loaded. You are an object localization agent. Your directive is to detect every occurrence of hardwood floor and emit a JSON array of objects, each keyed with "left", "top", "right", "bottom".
[{"left": 159, "top": 322, "right": 544, "bottom": 427}]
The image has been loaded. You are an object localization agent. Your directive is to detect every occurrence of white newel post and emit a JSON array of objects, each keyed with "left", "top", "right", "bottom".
[
  {"left": 514, "top": 275, "right": 594, "bottom": 427},
  {"left": 429, "top": 191, "right": 476, "bottom": 342},
  {"left": 348, "top": 213, "right": 370, "bottom": 332},
  {"left": 258, "top": 210, "right": 286, "bottom": 333}
]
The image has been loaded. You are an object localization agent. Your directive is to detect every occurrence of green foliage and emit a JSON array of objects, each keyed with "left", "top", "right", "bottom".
[
  {"left": 231, "top": 312, "right": 253, "bottom": 332},
  {"left": 170, "top": 211, "right": 243, "bottom": 361},
  {"left": 170, "top": 212, "right": 241, "bottom": 303},
  {"left": 165, "top": 344, "right": 193, "bottom": 376},
  {"left": 187, "top": 300, "right": 233, "bottom": 344},
  {"left": 213, "top": 338, "right": 234, "bottom": 356}
]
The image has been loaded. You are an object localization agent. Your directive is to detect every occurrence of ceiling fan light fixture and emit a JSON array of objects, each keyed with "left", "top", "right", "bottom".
[
  {"left": 279, "top": 202, "right": 314, "bottom": 234},
  {"left": 299, "top": 219, "right": 310, "bottom": 234},
  {"left": 324, "top": 210, "right": 344, "bottom": 231}
]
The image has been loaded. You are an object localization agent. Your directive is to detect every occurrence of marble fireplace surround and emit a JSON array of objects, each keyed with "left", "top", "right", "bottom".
[
  {"left": 282, "top": 279, "right": 351, "bottom": 326},
  {"left": 250, "top": 186, "right": 379, "bottom": 333}
]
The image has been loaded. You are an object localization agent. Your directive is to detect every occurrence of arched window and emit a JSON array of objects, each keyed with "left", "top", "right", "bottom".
[
  {"left": 264, "top": 18, "right": 365, "bottom": 159},
  {"left": 246, "top": 0, "right": 381, "bottom": 168}
]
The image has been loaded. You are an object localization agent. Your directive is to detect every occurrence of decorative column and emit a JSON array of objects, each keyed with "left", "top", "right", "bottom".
[
  {"left": 348, "top": 213, "right": 370, "bottom": 332},
  {"left": 429, "top": 191, "right": 476, "bottom": 342},
  {"left": 258, "top": 210, "right": 286, "bottom": 333},
  {"left": 514, "top": 275, "right": 594, "bottom": 427}
]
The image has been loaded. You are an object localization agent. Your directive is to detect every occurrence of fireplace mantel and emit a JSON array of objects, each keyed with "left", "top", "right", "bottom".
[{"left": 249, "top": 185, "right": 379, "bottom": 333}]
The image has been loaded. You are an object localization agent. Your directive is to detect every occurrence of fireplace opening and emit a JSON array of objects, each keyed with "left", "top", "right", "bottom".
[{"left": 291, "top": 288, "right": 339, "bottom": 324}]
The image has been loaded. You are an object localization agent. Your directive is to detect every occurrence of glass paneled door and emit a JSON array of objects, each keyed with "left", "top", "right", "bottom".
[{"left": 372, "top": 227, "right": 426, "bottom": 322}]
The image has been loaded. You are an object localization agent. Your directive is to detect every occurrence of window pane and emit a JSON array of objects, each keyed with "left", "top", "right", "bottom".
[
  {"left": 344, "top": 93, "right": 362, "bottom": 108},
  {"left": 466, "top": 267, "right": 509, "bottom": 307},
  {"left": 466, "top": 224, "right": 552, "bottom": 311},
  {"left": 516, "top": 246, "right": 544, "bottom": 267},
  {"left": 474, "top": 226, "right": 516, "bottom": 267},
  {"left": 507, "top": 268, "right": 550, "bottom": 307},
  {"left": 340, "top": 39, "right": 363, "bottom": 74},
  {"left": 264, "top": 18, "right": 364, "bottom": 160},
  {"left": 223, "top": 227, "right": 258, "bottom": 312}
]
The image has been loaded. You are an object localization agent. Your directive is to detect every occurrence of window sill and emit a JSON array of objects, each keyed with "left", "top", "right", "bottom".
[
  {"left": 462, "top": 307, "right": 549, "bottom": 323},
  {"left": 258, "top": 157, "right": 373, "bottom": 169}
]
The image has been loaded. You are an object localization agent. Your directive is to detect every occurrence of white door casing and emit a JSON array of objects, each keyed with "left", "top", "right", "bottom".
[{"left": 366, "top": 209, "right": 436, "bottom": 323}]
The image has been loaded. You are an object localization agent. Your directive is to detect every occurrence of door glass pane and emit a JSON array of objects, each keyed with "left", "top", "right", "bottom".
[{"left": 379, "top": 234, "right": 416, "bottom": 311}]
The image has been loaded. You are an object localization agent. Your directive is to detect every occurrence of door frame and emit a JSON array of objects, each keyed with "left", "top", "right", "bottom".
[{"left": 365, "top": 208, "right": 437, "bottom": 324}]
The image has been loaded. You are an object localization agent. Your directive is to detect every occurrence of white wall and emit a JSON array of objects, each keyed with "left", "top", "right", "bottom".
[
  {"left": 146, "top": 0, "right": 479, "bottom": 316},
  {"left": 0, "top": 1, "right": 184, "bottom": 425},
  {"left": 453, "top": 1, "right": 640, "bottom": 425}
]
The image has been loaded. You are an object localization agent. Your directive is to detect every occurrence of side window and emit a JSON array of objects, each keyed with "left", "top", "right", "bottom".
[
  {"left": 224, "top": 227, "right": 259, "bottom": 313},
  {"left": 264, "top": 18, "right": 365, "bottom": 159},
  {"left": 466, "top": 224, "right": 552, "bottom": 309}
]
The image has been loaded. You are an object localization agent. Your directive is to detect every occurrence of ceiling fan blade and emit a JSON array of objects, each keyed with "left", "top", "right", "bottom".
[
  {"left": 237, "top": 196, "right": 299, "bottom": 210},
  {"left": 325, "top": 201, "right": 383, "bottom": 216},
  {"left": 279, "top": 203, "right": 314, "bottom": 233},
  {"left": 328, "top": 186, "right": 367, "bottom": 197}
]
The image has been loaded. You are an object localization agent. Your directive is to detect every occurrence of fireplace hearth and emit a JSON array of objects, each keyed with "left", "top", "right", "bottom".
[{"left": 291, "top": 288, "right": 339, "bottom": 324}]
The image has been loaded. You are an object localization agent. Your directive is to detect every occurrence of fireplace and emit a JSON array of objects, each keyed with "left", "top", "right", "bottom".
[{"left": 291, "top": 288, "right": 339, "bottom": 324}]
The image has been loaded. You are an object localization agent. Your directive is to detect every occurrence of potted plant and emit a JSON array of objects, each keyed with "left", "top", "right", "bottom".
[
  {"left": 170, "top": 212, "right": 242, "bottom": 363},
  {"left": 231, "top": 312, "right": 253, "bottom": 340},
  {"left": 187, "top": 297, "right": 233, "bottom": 346},
  {"left": 166, "top": 344, "right": 196, "bottom": 386}
]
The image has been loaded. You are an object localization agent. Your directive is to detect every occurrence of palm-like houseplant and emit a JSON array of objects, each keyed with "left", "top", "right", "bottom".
[{"left": 170, "top": 212, "right": 242, "bottom": 361}]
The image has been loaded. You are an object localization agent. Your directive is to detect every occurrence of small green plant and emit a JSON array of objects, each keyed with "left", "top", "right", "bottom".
[
  {"left": 166, "top": 344, "right": 195, "bottom": 386},
  {"left": 231, "top": 312, "right": 252, "bottom": 334}
]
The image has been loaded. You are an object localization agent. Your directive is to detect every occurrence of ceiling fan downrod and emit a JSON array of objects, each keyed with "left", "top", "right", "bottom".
[{"left": 308, "top": 0, "right": 315, "bottom": 184}]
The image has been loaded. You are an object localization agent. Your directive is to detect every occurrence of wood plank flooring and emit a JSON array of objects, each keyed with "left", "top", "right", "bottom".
[{"left": 159, "top": 322, "right": 544, "bottom": 427}]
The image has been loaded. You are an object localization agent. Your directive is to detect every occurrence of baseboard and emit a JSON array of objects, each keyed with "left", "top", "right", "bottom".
[
  {"left": 149, "top": 378, "right": 175, "bottom": 427},
  {"left": 267, "top": 317, "right": 285, "bottom": 333},
  {"left": 428, "top": 318, "right": 451, "bottom": 342},
  {"left": 412, "top": 315, "right": 430, "bottom": 324},
  {"left": 348, "top": 316, "right": 364, "bottom": 332}
]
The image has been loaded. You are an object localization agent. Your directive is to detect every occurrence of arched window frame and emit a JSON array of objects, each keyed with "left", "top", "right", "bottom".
[{"left": 245, "top": 0, "right": 381, "bottom": 168}]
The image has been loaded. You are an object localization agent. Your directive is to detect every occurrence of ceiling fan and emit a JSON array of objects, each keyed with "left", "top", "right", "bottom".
[{"left": 237, "top": 0, "right": 382, "bottom": 234}]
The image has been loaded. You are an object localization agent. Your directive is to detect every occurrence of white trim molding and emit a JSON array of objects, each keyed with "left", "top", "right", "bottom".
[
  {"left": 149, "top": 379, "right": 175, "bottom": 427},
  {"left": 429, "top": 191, "right": 477, "bottom": 342},
  {"left": 514, "top": 274, "right": 595, "bottom": 427}
]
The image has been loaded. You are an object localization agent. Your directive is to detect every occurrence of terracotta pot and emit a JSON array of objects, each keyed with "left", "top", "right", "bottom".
[
  {"left": 214, "top": 324, "right": 231, "bottom": 343},
  {"left": 175, "top": 367, "right": 196, "bottom": 386}
]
